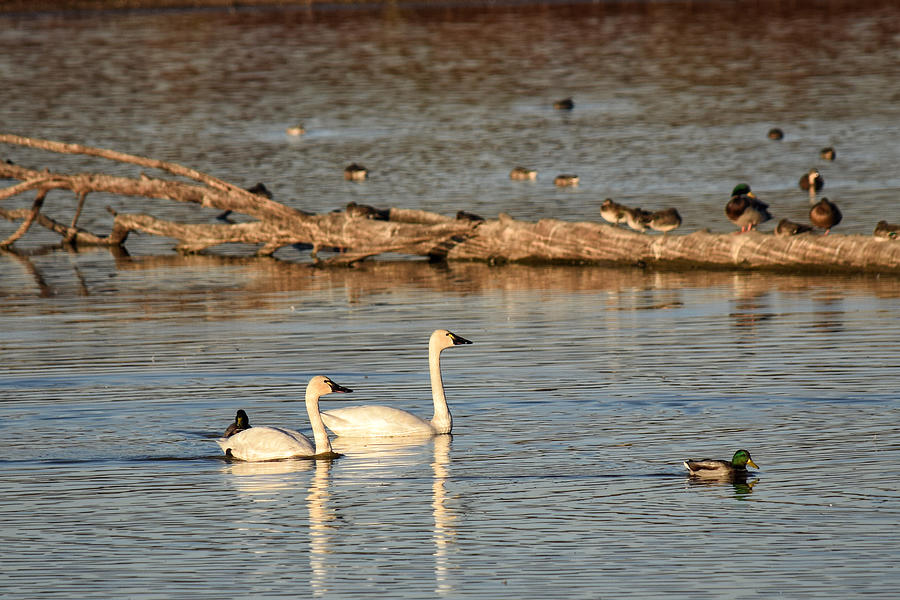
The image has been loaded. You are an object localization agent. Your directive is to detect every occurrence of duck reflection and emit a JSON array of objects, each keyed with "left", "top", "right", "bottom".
[{"left": 686, "top": 475, "right": 759, "bottom": 499}]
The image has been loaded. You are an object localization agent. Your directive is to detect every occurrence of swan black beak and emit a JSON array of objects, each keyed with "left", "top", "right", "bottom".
[
  {"left": 328, "top": 381, "right": 353, "bottom": 394},
  {"left": 449, "top": 332, "right": 473, "bottom": 345}
]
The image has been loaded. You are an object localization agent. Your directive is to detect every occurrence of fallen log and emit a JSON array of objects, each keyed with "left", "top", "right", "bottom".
[{"left": 2, "top": 134, "right": 899, "bottom": 271}]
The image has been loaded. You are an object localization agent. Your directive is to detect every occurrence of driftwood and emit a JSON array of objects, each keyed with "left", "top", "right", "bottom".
[{"left": 2, "top": 134, "right": 900, "bottom": 272}]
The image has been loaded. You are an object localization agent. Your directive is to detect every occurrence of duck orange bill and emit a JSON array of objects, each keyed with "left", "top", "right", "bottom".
[
  {"left": 329, "top": 382, "right": 353, "bottom": 393},
  {"left": 747, "top": 458, "right": 760, "bottom": 469},
  {"left": 450, "top": 333, "right": 473, "bottom": 345}
]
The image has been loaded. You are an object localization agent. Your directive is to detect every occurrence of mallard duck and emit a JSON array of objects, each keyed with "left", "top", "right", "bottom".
[
  {"left": 554, "top": 174, "right": 579, "bottom": 187},
  {"left": 799, "top": 168, "right": 824, "bottom": 193},
  {"left": 684, "top": 449, "right": 759, "bottom": 478},
  {"left": 648, "top": 208, "right": 682, "bottom": 233},
  {"left": 730, "top": 183, "right": 753, "bottom": 197},
  {"left": 873, "top": 220, "right": 900, "bottom": 240},
  {"left": 346, "top": 201, "right": 389, "bottom": 221},
  {"left": 286, "top": 124, "right": 306, "bottom": 136},
  {"left": 509, "top": 166, "right": 538, "bottom": 181},
  {"left": 553, "top": 97, "right": 574, "bottom": 110},
  {"left": 767, "top": 127, "right": 784, "bottom": 140},
  {"left": 456, "top": 210, "right": 485, "bottom": 222},
  {"left": 725, "top": 187, "right": 771, "bottom": 233},
  {"left": 623, "top": 206, "right": 652, "bottom": 233},
  {"left": 600, "top": 198, "right": 628, "bottom": 225},
  {"left": 820, "top": 147, "right": 836, "bottom": 161},
  {"left": 343, "top": 163, "right": 368, "bottom": 181},
  {"left": 775, "top": 218, "right": 813, "bottom": 237},
  {"left": 223, "top": 409, "right": 250, "bottom": 438},
  {"left": 809, "top": 197, "right": 842, "bottom": 234}
]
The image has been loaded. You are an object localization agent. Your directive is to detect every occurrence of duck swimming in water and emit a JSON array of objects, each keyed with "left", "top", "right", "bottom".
[
  {"left": 684, "top": 449, "right": 759, "bottom": 479},
  {"left": 509, "top": 166, "right": 538, "bottom": 181},
  {"left": 554, "top": 174, "right": 579, "bottom": 187},
  {"left": 320, "top": 330, "right": 472, "bottom": 438},
  {"left": 553, "top": 97, "right": 574, "bottom": 110},
  {"left": 223, "top": 409, "right": 250, "bottom": 438},
  {"left": 799, "top": 168, "right": 824, "bottom": 196},
  {"left": 344, "top": 163, "right": 369, "bottom": 181},
  {"left": 216, "top": 376, "right": 352, "bottom": 461},
  {"left": 820, "top": 147, "right": 836, "bottom": 161}
]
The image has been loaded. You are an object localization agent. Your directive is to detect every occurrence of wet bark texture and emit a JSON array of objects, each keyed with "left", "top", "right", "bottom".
[{"left": 2, "top": 134, "right": 899, "bottom": 271}]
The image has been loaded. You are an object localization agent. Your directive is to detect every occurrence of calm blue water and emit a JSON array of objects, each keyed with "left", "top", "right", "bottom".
[{"left": 2, "top": 1, "right": 900, "bottom": 598}]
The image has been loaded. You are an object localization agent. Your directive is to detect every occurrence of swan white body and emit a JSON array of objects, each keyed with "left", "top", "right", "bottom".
[
  {"left": 321, "top": 329, "right": 472, "bottom": 437},
  {"left": 216, "top": 375, "right": 351, "bottom": 461}
]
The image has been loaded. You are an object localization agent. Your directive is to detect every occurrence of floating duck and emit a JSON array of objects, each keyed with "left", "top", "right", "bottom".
[
  {"left": 456, "top": 210, "right": 485, "bottom": 222},
  {"left": 873, "top": 220, "right": 900, "bottom": 240},
  {"left": 767, "top": 127, "right": 784, "bottom": 140},
  {"left": 286, "top": 124, "right": 306, "bottom": 136},
  {"left": 684, "top": 449, "right": 759, "bottom": 479},
  {"left": 725, "top": 185, "right": 771, "bottom": 232},
  {"left": 344, "top": 163, "right": 368, "bottom": 181},
  {"left": 600, "top": 198, "right": 628, "bottom": 225},
  {"left": 809, "top": 197, "right": 842, "bottom": 234},
  {"left": 346, "top": 201, "right": 389, "bottom": 220},
  {"left": 509, "top": 166, "right": 538, "bottom": 181},
  {"left": 223, "top": 409, "right": 250, "bottom": 438},
  {"left": 623, "top": 206, "right": 652, "bottom": 233},
  {"left": 648, "top": 208, "right": 682, "bottom": 233},
  {"left": 799, "top": 168, "right": 824, "bottom": 194},
  {"left": 775, "top": 218, "right": 813, "bottom": 237},
  {"left": 554, "top": 174, "right": 579, "bottom": 187},
  {"left": 553, "top": 98, "right": 574, "bottom": 110},
  {"left": 820, "top": 147, "right": 836, "bottom": 161}
]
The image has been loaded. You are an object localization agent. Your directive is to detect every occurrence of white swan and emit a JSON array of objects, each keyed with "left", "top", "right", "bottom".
[
  {"left": 216, "top": 375, "right": 352, "bottom": 461},
  {"left": 321, "top": 329, "right": 472, "bottom": 437}
]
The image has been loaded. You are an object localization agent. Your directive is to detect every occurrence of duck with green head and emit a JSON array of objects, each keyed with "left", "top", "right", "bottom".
[
  {"left": 684, "top": 449, "right": 759, "bottom": 479},
  {"left": 725, "top": 184, "right": 771, "bottom": 233},
  {"left": 223, "top": 409, "right": 250, "bottom": 438}
]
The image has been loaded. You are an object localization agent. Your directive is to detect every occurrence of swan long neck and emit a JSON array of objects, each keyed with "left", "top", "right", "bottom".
[
  {"left": 429, "top": 338, "right": 451, "bottom": 434},
  {"left": 305, "top": 388, "right": 333, "bottom": 455}
]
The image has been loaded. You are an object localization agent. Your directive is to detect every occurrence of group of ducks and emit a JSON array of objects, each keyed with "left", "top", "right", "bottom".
[
  {"left": 600, "top": 198, "right": 683, "bottom": 233},
  {"left": 725, "top": 176, "right": 845, "bottom": 236},
  {"left": 215, "top": 328, "right": 759, "bottom": 481}
]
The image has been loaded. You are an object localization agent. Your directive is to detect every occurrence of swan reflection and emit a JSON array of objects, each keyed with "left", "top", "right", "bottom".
[
  {"left": 223, "top": 459, "right": 316, "bottom": 497},
  {"left": 331, "top": 435, "right": 457, "bottom": 595}
]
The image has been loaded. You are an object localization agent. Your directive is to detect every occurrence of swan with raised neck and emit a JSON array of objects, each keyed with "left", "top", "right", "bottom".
[
  {"left": 216, "top": 375, "right": 352, "bottom": 461},
  {"left": 321, "top": 329, "right": 472, "bottom": 437}
]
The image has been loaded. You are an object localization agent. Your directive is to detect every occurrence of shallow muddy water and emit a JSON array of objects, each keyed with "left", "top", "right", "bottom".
[{"left": 2, "top": 2, "right": 900, "bottom": 598}]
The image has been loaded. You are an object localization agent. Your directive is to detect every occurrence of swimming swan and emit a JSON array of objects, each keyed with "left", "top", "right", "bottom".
[
  {"left": 321, "top": 329, "right": 472, "bottom": 437},
  {"left": 216, "top": 376, "right": 352, "bottom": 461}
]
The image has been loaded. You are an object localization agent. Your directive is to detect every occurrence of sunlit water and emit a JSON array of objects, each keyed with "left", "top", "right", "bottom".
[{"left": 2, "top": 2, "right": 900, "bottom": 598}]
